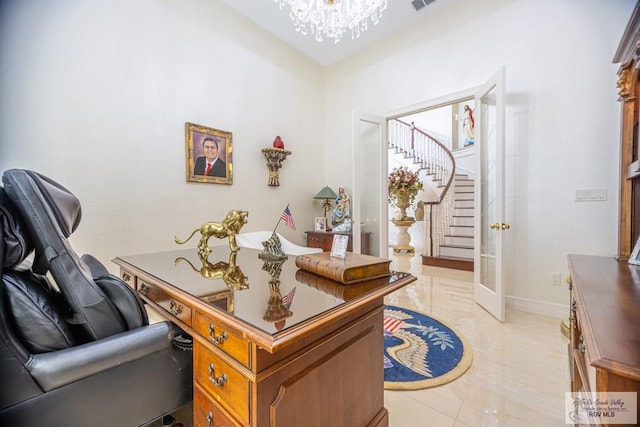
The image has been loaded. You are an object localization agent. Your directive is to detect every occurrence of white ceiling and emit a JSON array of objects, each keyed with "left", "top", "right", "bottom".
[{"left": 222, "top": 0, "right": 454, "bottom": 66}]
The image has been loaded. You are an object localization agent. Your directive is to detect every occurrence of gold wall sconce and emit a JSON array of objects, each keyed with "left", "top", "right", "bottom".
[{"left": 262, "top": 147, "right": 291, "bottom": 186}]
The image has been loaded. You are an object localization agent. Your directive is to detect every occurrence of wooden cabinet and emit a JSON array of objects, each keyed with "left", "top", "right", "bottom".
[
  {"left": 567, "top": 255, "right": 640, "bottom": 427},
  {"left": 305, "top": 230, "right": 371, "bottom": 255},
  {"left": 563, "top": 11, "right": 640, "bottom": 426},
  {"left": 614, "top": 3, "right": 640, "bottom": 259}
]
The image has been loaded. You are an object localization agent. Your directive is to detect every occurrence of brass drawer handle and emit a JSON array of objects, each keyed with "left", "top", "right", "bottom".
[
  {"left": 169, "top": 300, "right": 183, "bottom": 316},
  {"left": 208, "top": 324, "right": 227, "bottom": 345},
  {"left": 206, "top": 412, "right": 226, "bottom": 427},
  {"left": 122, "top": 272, "right": 131, "bottom": 282},
  {"left": 139, "top": 283, "right": 150, "bottom": 296},
  {"left": 208, "top": 363, "right": 227, "bottom": 387},
  {"left": 578, "top": 335, "right": 586, "bottom": 355},
  {"left": 571, "top": 300, "right": 577, "bottom": 312}
]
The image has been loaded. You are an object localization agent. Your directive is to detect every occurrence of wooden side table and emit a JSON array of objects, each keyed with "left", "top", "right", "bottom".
[{"left": 305, "top": 230, "right": 371, "bottom": 255}]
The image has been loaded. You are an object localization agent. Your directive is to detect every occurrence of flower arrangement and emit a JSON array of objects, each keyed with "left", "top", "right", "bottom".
[{"left": 388, "top": 166, "right": 423, "bottom": 207}]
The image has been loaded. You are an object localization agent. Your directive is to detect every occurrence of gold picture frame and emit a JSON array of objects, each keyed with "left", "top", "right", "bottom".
[{"left": 185, "top": 122, "right": 233, "bottom": 185}]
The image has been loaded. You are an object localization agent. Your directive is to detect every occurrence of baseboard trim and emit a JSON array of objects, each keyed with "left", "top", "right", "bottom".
[{"left": 506, "top": 295, "right": 569, "bottom": 319}]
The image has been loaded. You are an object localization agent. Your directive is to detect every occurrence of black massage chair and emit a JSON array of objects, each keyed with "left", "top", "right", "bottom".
[{"left": 0, "top": 169, "right": 193, "bottom": 426}]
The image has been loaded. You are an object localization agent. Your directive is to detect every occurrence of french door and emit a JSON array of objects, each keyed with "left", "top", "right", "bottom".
[{"left": 474, "top": 67, "right": 508, "bottom": 321}]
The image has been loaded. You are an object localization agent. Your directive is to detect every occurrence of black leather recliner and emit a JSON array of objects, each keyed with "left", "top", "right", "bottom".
[{"left": 0, "top": 169, "right": 193, "bottom": 427}]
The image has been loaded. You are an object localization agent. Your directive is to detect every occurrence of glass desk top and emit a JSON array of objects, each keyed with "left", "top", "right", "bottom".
[{"left": 114, "top": 245, "right": 414, "bottom": 337}]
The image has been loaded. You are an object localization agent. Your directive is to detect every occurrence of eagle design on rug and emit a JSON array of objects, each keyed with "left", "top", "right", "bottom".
[{"left": 383, "top": 308, "right": 455, "bottom": 379}]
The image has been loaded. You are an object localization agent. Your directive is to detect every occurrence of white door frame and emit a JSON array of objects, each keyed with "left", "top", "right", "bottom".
[{"left": 382, "top": 87, "right": 480, "bottom": 254}]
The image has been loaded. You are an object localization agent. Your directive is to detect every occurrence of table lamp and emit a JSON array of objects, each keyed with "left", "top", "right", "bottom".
[{"left": 313, "top": 186, "right": 338, "bottom": 223}]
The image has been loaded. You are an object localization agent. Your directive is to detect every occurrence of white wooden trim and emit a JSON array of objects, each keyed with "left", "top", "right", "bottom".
[{"left": 506, "top": 295, "right": 569, "bottom": 319}]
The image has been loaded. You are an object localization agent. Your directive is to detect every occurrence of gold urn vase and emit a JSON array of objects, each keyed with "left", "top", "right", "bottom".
[{"left": 394, "top": 191, "right": 412, "bottom": 220}]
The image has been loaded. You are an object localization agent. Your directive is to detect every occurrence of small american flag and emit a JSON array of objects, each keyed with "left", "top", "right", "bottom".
[
  {"left": 281, "top": 206, "right": 296, "bottom": 230},
  {"left": 282, "top": 287, "right": 296, "bottom": 309}
]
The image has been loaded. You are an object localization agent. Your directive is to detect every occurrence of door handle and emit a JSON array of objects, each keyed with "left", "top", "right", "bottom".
[{"left": 490, "top": 223, "right": 510, "bottom": 230}]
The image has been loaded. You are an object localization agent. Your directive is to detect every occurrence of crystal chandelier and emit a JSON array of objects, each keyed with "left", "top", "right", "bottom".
[{"left": 274, "top": 0, "right": 388, "bottom": 44}]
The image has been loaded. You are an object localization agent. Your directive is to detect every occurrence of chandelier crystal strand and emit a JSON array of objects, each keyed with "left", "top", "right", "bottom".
[{"left": 275, "top": 0, "right": 388, "bottom": 44}]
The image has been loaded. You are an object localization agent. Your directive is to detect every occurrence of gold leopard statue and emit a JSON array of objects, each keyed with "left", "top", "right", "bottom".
[{"left": 174, "top": 210, "right": 249, "bottom": 254}]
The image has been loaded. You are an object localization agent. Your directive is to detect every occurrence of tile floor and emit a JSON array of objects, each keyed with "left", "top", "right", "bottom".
[
  {"left": 151, "top": 250, "right": 570, "bottom": 427},
  {"left": 384, "top": 251, "right": 569, "bottom": 427}
]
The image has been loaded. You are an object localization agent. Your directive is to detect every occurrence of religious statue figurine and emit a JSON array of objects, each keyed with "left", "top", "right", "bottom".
[
  {"left": 331, "top": 186, "right": 352, "bottom": 232},
  {"left": 462, "top": 104, "right": 475, "bottom": 147}
]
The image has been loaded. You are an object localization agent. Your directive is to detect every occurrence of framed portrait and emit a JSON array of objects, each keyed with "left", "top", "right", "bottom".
[
  {"left": 185, "top": 122, "right": 233, "bottom": 185},
  {"left": 314, "top": 217, "right": 327, "bottom": 232},
  {"left": 629, "top": 235, "right": 640, "bottom": 265}
]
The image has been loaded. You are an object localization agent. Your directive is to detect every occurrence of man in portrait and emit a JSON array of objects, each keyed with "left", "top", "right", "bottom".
[{"left": 194, "top": 136, "right": 226, "bottom": 177}]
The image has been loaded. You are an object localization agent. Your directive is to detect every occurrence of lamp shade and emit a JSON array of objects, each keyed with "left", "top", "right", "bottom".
[{"left": 313, "top": 186, "right": 338, "bottom": 200}]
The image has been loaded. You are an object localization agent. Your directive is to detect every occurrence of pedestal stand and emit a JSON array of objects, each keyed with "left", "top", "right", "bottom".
[{"left": 391, "top": 219, "right": 416, "bottom": 253}]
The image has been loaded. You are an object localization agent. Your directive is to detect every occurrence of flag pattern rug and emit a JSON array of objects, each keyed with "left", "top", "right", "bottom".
[{"left": 383, "top": 306, "right": 473, "bottom": 390}]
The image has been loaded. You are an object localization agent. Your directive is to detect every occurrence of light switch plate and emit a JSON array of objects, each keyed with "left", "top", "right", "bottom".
[{"left": 575, "top": 188, "right": 607, "bottom": 202}]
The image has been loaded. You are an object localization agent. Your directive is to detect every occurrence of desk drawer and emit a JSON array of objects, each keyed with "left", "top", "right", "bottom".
[
  {"left": 193, "top": 310, "right": 250, "bottom": 367},
  {"left": 194, "top": 341, "right": 249, "bottom": 425},
  {"left": 138, "top": 280, "right": 192, "bottom": 327},
  {"left": 194, "top": 383, "right": 241, "bottom": 427},
  {"left": 119, "top": 269, "right": 136, "bottom": 289}
]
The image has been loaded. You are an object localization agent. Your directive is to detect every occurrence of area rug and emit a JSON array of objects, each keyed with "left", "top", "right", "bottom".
[{"left": 383, "top": 306, "right": 473, "bottom": 390}]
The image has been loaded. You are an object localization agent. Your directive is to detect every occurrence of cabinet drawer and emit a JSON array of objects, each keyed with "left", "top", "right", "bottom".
[
  {"left": 138, "top": 280, "right": 192, "bottom": 327},
  {"left": 193, "top": 310, "right": 250, "bottom": 367},
  {"left": 194, "top": 383, "right": 241, "bottom": 427},
  {"left": 307, "top": 234, "right": 329, "bottom": 251},
  {"left": 194, "top": 341, "right": 250, "bottom": 424}
]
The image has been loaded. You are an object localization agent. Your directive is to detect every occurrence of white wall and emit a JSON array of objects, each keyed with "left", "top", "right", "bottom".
[
  {"left": 1, "top": 0, "right": 635, "bottom": 310},
  {"left": 0, "top": 0, "right": 325, "bottom": 270},
  {"left": 323, "top": 0, "right": 635, "bottom": 307}
]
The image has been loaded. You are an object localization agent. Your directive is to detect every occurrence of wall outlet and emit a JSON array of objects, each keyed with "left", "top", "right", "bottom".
[{"left": 551, "top": 272, "right": 562, "bottom": 286}]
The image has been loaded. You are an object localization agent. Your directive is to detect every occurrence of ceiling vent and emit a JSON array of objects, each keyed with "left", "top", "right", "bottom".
[{"left": 411, "top": 0, "right": 436, "bottom": 12}]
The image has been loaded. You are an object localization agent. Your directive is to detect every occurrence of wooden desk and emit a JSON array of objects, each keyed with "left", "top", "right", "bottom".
[
  {"left": 567, "top": 254, "right": 640, "bottom": 427},
  {"left": 305, "top": 230, "right": 371, "bottom": 255},
  {"left": 113, "top": 246, "right": 415, "bottom": 427}
]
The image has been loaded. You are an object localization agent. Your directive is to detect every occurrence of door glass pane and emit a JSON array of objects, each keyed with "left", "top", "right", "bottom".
[
  {"left": 360, "top": 119, "right": 381, "bottom": 257},
  {"left": 480, "top": 86, "right": 497, "bottom": 292}
]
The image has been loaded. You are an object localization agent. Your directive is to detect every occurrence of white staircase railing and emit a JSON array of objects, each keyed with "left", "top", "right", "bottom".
[{"left": 388, "top": 119, "right": 456, "bottom": 257}]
